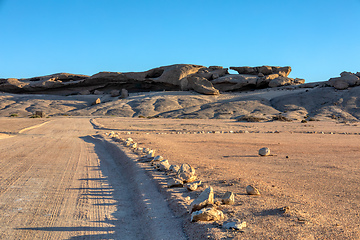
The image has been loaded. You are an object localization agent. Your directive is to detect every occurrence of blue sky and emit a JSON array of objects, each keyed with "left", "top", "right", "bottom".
[{"left": 1, "top": 0, "right": 359, "bottom": 82}]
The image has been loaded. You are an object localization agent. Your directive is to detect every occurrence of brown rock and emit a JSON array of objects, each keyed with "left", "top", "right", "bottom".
[
  {"left": 268, "top": 76, "right": 293, "bottom": 88},
  {"left": 258, "top": 66, "right": 273, "bottom": 75},
  {"left": 274, "top": 66, "right": 292, "bottom": 77}
]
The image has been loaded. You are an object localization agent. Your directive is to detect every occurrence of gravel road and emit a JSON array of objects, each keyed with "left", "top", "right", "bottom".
[{"left": 0, "top": 118, "right": 187, "bottom": 240}]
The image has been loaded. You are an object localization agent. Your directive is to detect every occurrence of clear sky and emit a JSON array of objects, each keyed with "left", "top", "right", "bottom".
[{"left": 1, "top": 0, "right": 359, "bottom": 82}]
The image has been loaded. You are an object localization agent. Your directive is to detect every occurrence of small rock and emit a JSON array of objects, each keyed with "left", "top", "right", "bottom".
[
  {"left": 146, "top": 150, "right": 155, "bottom": 158},
  {"left": 190, "top": 186, "right": 214, "bottom": 212},
  {"left": 110, "top": 89, "right": 120, "bottom": 97},
  {"left": 177, "top": 163, "right": 197, "bottom": 183},
  {"left": 259, "top": 147, "right": 270, "bottom": 156},
  {"left": 94, "top": 90, "right": 103, "bottom": 95},
  {"left": 35, "top": 111, "right": 45, "bottom": 118},
  {"left": 186, "top": 181, "right": 201, "bottom": 191},
  {"left": 222, "top": 191, "right": 235, "bottom": 205},
  {"left": 223, "top": 221, "right": 247, "bottom": 230},
  {"left": 191, "top": 207, "right": 224, "bottom": 222},
  {"left": 120, "top": 88, "right": 129, "bottom": 98},
  {"left": 167, "top": 178, "right": 183, "bottom": 188},
  {"left": 169, "top": 165, "right": 180, "bottom": 173},
  {"left": 158, "top": 159, "right": 171, "bottom": 171},
  {"left": 246, "top": 185, "right": 260, "bottom": 195},
  {"left": 153, "top": 155, "right": 163, "bottom": 161},
  {"left": 79, "top": 90, "right": 90, "bottom": 95},
  {"left": 92, "top": 98, "right": 101, "bottom": 105},
  {"left": 280, "top": 206, "right": 291, "bottom": 214}
]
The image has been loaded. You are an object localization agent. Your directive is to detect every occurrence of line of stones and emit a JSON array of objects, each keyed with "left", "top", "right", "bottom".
[{"left": 105, "top": 131, "right": 266, "bottom": 231}]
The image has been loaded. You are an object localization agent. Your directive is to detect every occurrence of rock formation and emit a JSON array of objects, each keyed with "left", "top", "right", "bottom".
[
  {"left": 0, "top": 64, "right": 305, "bottom": 95},
  {"left": 327, "top": 71, "right": 360, "bottom": 90}
]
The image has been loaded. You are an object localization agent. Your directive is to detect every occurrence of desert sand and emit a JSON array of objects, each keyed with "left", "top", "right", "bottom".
[
  {"left": 95, "top": 117, "right": 360, "bottom": 239},
  {"left": 0, "top": 117, "right": 186, "bottom": 240},
  {"left": 1, "top": 115, "right": 359, "bottom": 239}
]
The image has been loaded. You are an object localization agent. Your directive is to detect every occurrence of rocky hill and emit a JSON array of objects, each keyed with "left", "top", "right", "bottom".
[
  {"left": 0, "top": 64, "right": 304, "bottom": 95},
  {"left": 1, "top": 64, "right": 360, "bottom": 122}
]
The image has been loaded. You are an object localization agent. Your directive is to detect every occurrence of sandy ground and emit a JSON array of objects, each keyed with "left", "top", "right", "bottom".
[
  {"left": 1, "top": 116, "right": 359, "bottom": 239},
  {"left": 0, "top": 118, "right": 186, "bottom": 240},
  {"left": 95, "top": 117, "right": 360, "bottom": 239}
]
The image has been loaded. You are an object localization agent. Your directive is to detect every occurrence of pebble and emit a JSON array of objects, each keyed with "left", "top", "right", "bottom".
[
  {"left": 223, "top": 221, "right": 247, "bottom": 230},
  {"left": 259, "top": 147, "right": 271, "bottom": 156}
]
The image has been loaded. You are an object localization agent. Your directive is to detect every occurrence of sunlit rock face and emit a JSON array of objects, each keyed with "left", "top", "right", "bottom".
[{"left": 0, "top": 64, "right": 305, "bottom": 95}]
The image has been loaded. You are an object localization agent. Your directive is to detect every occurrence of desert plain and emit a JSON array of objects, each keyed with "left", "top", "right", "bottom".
[
  {"left": 0, "top": 114, "right": 359, "bottom": 239},
  {"left": 1, "top": 64, "right": 360, "bottom": 239}
]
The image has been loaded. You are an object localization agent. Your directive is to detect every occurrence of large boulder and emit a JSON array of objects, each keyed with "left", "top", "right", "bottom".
[
  {"left": 230, "top": 66, "right": 292, "bottom": 77},
  {"left": 328, "top": 71, "right": 360, "bottom": 90},
  {"left": 211, "top": 74, "right": 258, "bottom": 91},
  {"left": 186, "top": 76, "right": 219, "bottom": 95},
  {"left": 268, "top": 76, "right": 293, "bottom": 88}
]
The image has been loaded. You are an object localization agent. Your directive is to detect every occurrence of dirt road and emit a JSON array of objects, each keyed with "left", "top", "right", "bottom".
[{"left": 0, "top": 118, "right": 186, "bottom": 240}]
